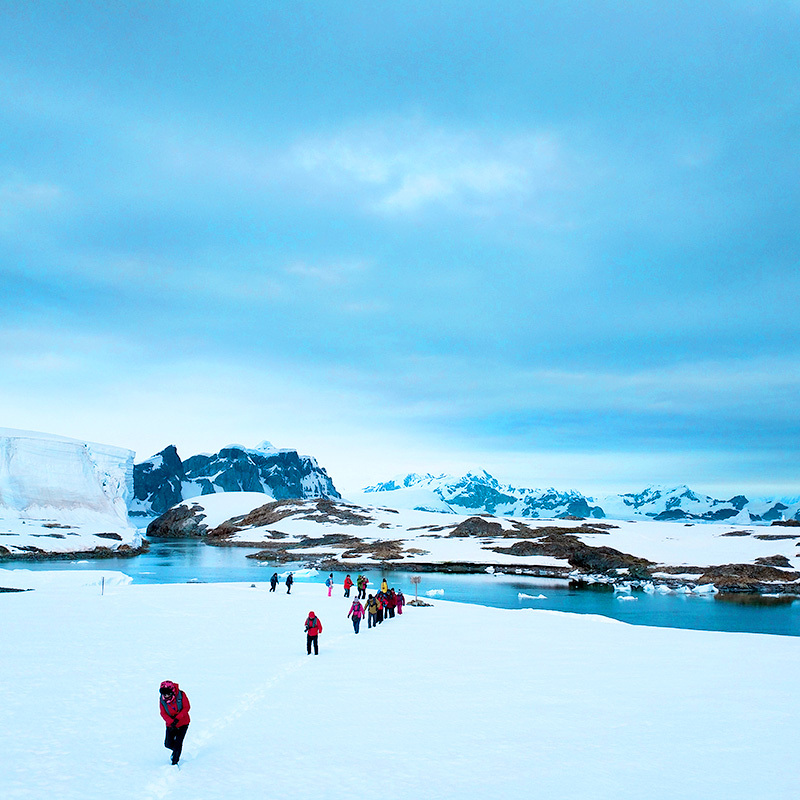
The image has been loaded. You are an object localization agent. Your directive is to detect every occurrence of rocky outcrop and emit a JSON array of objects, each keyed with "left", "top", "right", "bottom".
[{"left": 130, "top": 442, "right": 341, "bottom": 517}]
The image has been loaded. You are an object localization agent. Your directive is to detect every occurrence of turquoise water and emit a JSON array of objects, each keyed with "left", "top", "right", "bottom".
[{"left": 4, "top": 538, "right": 800, "bottom": 637}]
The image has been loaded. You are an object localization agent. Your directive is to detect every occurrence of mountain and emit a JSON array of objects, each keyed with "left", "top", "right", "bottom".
[
  {"left": 0, "top": 427, "right": 141, "bottom": 557},
  {"left": 355, "top": 470, "right": 604, "bottom": 518},
  {"left": 355, "top": 471, "right": 800, "bottom": 522},
  {"left": 130, "top": 441, "right": 341, "bottom": 518}
]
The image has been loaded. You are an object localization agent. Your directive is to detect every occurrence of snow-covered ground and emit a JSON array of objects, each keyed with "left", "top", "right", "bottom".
[
  {"left": 185, "top": 493, "right": 800, "bottom": 576},
  {"left": 2, "top": 573, "right": 799, "bottom": 799}
]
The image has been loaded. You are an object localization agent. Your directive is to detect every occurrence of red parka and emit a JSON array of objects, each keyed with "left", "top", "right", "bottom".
[
  {"left": 305, "top": 613, "right": 323, "bottom": 636},
  {"left": 159, "top": 683, "right": 191, "bottom": 728}
]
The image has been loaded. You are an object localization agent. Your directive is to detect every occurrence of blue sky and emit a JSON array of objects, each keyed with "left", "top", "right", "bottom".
[{"left": 1, "top": 1, "right": 799, "bottom": 496}]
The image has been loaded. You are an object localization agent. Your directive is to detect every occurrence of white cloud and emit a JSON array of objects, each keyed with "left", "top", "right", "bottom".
[
  {"left": 284, "top": 258, "right": 370, "bottom": 284},
  {"left": 0, "top": 178, "right": 63, "bottom": 230},
  {"left": 290, "top": 120, "right": 570, "bottom": 217}
]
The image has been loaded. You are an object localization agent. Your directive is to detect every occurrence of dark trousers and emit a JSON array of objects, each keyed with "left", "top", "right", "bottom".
[
  {"left": 352, "top": 616, "right": 361, "bottom": 634},
  {"left": 368, "top": 612, "right": 377, "bottom": 629},
  {"left": 307, "top": 634, "right": 319, "bottom": 655},
  {"left": 165, "top": 724, "right": 188, "bottom": 764},
  {"left": 344, "top": 587, "right": 351, "bottom": 597},
  {"left": 269, "top": 583, "right": 277, "bottom": 592}
]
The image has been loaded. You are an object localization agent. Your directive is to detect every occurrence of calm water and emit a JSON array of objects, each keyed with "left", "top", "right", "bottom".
[{"left": 5, "top": 538, "right": 800, "bottom": 637}]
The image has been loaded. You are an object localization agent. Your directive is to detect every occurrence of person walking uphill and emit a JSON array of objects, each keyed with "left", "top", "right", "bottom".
[
  {"left": 305, "top": 611, "right": 323, "bottom": 655},
  {"left": 348, "top": 598, "right": 364, "bottom": 633},
  {"left": 343, "top": 574, "right": 353, "bottom": 598},
  {"left": 286, "top": 572, "right": 294, "bottom": 594},
  {"left": 270, "top": 572, "right": 278, "bottom": 592},
  {"left": 365, "top": 594, "right": 378, "bottom": 629},
  {"left": 159, "top": 681, "right": 190, "bottom": 765},
  {"left": 325, "top": 573, "right": 334, "bottom": 597}
]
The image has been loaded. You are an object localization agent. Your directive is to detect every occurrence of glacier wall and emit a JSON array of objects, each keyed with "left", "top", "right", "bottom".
[{"left": 0, "top": 428, "right": 138, "bottom": 545}]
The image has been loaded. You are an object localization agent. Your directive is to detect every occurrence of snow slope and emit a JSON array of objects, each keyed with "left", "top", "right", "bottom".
[
  {"left": 0, "top": 428, "right": 141, "bottom": 556},
  {"left": 1, "top": 578, "right": 799, "bottom": 799}
]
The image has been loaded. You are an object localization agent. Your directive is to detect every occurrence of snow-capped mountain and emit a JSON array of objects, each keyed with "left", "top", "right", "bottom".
[
  {"left": 600, "top": 485, "right": 798, "bottom": 522},
  {"left": 355, "top": 470, "right": 604, "bottom": 518},
  {"left": 0, "top": 427, "right": 141, "bottom": 556},
  {"left": 355, "top": 471, "right": 800, "bottom": 522},
  {"left": 130, "top": 441, "right": 341, "bottom": 518}
]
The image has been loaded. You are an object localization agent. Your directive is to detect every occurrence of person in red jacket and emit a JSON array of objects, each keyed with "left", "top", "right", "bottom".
[
  {"left": 343, "top": 574, "right": 354, "bottom": 598},
  {"left": 304, "top": 611, "right": 323, "bottom": 655},
  {"left": 159, "top": 680, "right": 190, "bottom": 765}
]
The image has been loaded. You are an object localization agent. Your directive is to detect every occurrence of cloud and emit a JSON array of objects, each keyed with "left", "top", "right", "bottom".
[
  {"left": 289, "top": 119, "right": 570, "bottom": 218},
  {"left": 0, "top": 178, "right": 63, "bottom": 231},
  {"left": 284, "top": 258, "right": 370, "bottom": 285}
]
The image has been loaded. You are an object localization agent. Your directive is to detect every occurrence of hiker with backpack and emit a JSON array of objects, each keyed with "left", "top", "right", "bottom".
[
  {"left": 343, "top": 574, "right": 353, "bottom": 597},
  {"left": 375, "top": 591, "right": 386, "bottom": 624},
  {"left": 365, "top": 594, "right": 378, "bottom": 629},
  {"left": 396, "top": 589, "right": 405, "bottom": 615},
  {"left": 159, "top": 680, "right": 190, "bottom": 765},
  {"left": 286, "top": 572, "right": 294, "bottom": 593},
  {"left": 325, "top": 573, "right": 334, "bottom": 597},
  {"left": 348, "top": 597, "right": 365, "bottom": 633},
  {"left": 305, "top": 611, "right": 323, "bottom": 655},
  {"left": 269, "top": 572, "right": 278, "bottom": 592}
]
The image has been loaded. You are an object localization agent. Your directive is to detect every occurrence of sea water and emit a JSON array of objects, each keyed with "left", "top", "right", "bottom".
[{"left": 3, "top": 537, "right": 799, "bottom": 637}]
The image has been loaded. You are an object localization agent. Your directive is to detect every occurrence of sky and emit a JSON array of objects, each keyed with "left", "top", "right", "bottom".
[{"left": 1, "top": 1, "right": 799, "bottom": 498}]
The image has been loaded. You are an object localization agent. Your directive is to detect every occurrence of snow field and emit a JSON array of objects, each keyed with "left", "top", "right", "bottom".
[{"left": 1, "top": 578, "right": 799, "bottom": 799}]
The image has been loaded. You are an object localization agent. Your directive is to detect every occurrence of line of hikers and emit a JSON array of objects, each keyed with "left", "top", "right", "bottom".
[
  {"left": 345, "top": 576, "right": 405, "bottom": 634},
  {"left": 160, "top": 574, "right": 408, "bottom": 763},
  {"left": 335, "top": 572, "right": 369, "bottom": 599},
  {"left": 269, "top": 571, "right": 294, "bottom": 593}
]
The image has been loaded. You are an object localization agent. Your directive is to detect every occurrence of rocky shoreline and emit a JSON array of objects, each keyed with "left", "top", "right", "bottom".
[{"left": 0, "top": 541, "right": 150, "bottom": 563}]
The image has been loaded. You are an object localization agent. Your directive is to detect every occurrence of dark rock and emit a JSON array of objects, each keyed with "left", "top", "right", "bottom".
[
  {"left": 755, "top": 555, "right": 793, "bottom": 568},
  {"left": 147, "top": 503, "right": 208, "bottom": 538},
  {"left": 449, "top": 517, "right": 504, "bottom": 537},
  {"left": 696, "top": 563, "right": 800, "bottom": 590},
  {"left": 131, "top": 443, "right": 340, "bottom": 518}
]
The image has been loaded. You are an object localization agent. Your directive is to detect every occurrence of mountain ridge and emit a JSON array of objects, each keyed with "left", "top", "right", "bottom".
[{"left": 357, "top": 471, "right": 800, "bottom": 522}]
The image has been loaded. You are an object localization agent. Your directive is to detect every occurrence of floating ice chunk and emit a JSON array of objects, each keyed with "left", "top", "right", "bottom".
[
  {"left": 642, "top": 583, "right": 655, "bottom": 594},
  {"left": 692, "top": 583, "right": 717, "bottom": 595},
  {"left": 485, "top": 566, "right": 495, "bottom": 574},
  {"left": 426, "top": 589, "right": 444, "bottom": 597},
  {"left": 614, "top": 583, "right": 632, "bottom": 594},
  {"left": 278, "top": 568, "right": 318, "bottom": 578},
  {"left": 518, "top": 592, "right": 547, "bottom": 600},
  {"left": 656, "top": 585, "right": 673, "bottom": 594},
  {"left": 617, "top": 595, "right": 638, "bottom": 602}
]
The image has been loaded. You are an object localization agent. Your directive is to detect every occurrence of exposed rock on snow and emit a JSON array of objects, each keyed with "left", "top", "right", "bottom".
[
  {"left": 131, "top": 442, "right": 340, "bottom": 517},
  {"left": 146, "top": 494, "right": 800, "bottom": 592}
]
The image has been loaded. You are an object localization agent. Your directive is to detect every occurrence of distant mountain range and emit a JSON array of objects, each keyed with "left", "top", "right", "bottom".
[
  {"left": 353, "top": 470, "right": 800, "bottom": 523},
  {"left": 129, "top": 441, "right": 799, "bottom": 524},
  {"left": 130, "top": 441, "right": 340, "bottom": 517}
]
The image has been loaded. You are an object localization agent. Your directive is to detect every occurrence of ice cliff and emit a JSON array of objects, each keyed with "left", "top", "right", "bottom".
[{"left": 0, "top": 428, "right": 140, "bottom": 557}]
